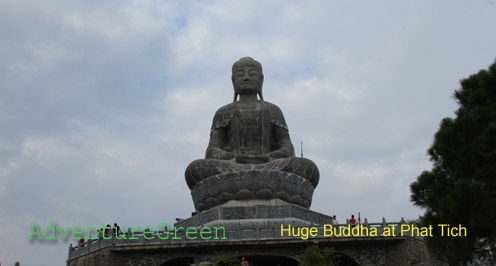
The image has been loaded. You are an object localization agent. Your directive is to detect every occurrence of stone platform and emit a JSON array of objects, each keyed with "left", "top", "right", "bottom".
[
  {"left": 67, "top": 200, "right": 441, "bottom": 266},
  {"left": 175, "top": 199, "right": 332, "bottom": 229},
  {"left": 67, "top": 228, "right": 439, "bottom": 266}
]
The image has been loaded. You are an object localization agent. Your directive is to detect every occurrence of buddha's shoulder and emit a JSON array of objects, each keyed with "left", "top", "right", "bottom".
[
  {"left": 260, "top": 101, "right": 282, "bottom": 111},
  {"left": 214, "top": 103, "right": 236, "bottom": 113},
  {"left": 214, "top": 101, "right": 283, "bottom": 114}
]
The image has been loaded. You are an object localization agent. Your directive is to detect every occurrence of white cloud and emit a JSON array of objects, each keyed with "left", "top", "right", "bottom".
[{"left": 1, "top": 0, "right": 495, "bottom": 265}]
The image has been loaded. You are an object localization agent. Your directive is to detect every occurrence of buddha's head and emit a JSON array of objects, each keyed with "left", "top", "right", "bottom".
[{"left": 232, "top": 57, "right": 264, "bottom": 102}]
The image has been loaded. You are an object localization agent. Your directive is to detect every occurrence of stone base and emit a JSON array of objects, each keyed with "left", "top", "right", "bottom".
[
  {"left": 68, "top": 205, "right": 443, "bottom": 266},
  {"left": 175, "top": 200, "right": 332, "bottom": 228},
  {"left": 67, "top": 235, "right": 441, "bottom": 266},
  {"left": 191, "top": 170, "right": 315, "bottom": 211}
]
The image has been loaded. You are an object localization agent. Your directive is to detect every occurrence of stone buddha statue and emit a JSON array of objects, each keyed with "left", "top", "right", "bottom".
[{"left": 185, "top": 57, "right": 319, "bottom": 212}]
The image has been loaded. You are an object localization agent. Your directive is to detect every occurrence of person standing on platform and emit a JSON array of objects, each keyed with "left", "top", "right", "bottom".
[
  {"left": 332, "top": 215, "right": 339, "bottom": 225},
  {"left": 349, "top": 215, "right": 357, "bottom": 226}
]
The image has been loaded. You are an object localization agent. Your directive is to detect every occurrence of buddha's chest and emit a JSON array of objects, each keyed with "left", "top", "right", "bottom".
[
  {"left": 235, "top": 104, "right": 263, "bottom": 127},
  {"left": 228, "top": 104, "right": 272, "bottom": 154}
]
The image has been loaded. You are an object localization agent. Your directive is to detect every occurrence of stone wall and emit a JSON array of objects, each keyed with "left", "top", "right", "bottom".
[
  {"left": 67, "top": 236, "right": 440, "bottom": 266},
  {"left": 385, "top": 236, "right": 443, "bottom": 266}
]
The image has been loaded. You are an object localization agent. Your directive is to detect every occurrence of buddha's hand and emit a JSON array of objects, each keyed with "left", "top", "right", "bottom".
[
  {"left": 235, "top": 154, "right": 270, "bottom": 164},
  {"left": 208, "top": 148, "right": 236, "bottom": 160}
]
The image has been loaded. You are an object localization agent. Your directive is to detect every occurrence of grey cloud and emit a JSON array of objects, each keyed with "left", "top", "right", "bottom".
[{"left": 1, "top": 0, "right": 495, "bottom": 265}]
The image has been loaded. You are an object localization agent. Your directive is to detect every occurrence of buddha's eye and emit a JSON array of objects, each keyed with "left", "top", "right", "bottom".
[
  {"left": 249, "top": 69, "right": 258, "bottom": 76},
  {"left": 236, "top": 70, "right": 245, "bottom": 77}
]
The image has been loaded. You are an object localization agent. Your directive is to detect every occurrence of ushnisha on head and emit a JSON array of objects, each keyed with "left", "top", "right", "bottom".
[{"left": 231, "top": 57, "right": 264, "bottom": 102}]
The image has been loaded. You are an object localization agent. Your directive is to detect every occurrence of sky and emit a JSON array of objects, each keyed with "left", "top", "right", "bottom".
[{"left": 0, "top": 0, "right": 495, "bottom": 265}]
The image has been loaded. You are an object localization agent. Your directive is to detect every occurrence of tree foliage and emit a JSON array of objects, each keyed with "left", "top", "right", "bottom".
[
  {"left": 215, "top": 251, "right": 239, "bottom": 266},
  {"left": 410, "top": 60, "right": 496, "bottom": 264},
  {"left": 299, "top": 245, "right": 341, "bottom": 266}
]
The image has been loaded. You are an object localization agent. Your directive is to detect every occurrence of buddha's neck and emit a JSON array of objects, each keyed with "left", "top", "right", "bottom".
[{"left": 238, "top": 93, "right": 259, "bottom": 103}]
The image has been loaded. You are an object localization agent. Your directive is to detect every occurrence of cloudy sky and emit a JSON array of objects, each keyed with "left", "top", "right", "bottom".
[{"left": 1, "top": 0, "right": 495, "bottom": 265}]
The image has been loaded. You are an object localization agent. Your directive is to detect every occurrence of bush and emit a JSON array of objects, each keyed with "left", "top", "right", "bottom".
[
  {"left": 299, "top": 245, "right": 341, "bottom": 266},
  {"left": 215, "top": 251, "right": 239, "bottom": 266}
]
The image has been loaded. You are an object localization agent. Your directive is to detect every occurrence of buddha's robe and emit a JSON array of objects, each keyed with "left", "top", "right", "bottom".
[{"left": 185, "top": 101, "right": 319, "bottom": 189}]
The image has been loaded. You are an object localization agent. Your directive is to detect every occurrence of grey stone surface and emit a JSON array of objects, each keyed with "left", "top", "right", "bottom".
[
  {"left": 185, "top": 57, "right": 320, "bottom": 211},
  {"left": 67, "top": 235, "right": 441, "bottom": 266},
  {"left": 191, "top": 170, "right": 315, "bottom": 211},
  {"left": 68, "top": 218, "right": 445, "bottom": 266},
  {"left": 174, "top": 201, "right": 332, "bottom": 228}
]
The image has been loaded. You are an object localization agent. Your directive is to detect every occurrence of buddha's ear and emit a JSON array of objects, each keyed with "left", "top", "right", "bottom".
[
  {"left": 232, "top": 75, "right": 238, "bottom": 102},
  {"left": 258, "top": 74, "right": 264, "bottom": 101}
]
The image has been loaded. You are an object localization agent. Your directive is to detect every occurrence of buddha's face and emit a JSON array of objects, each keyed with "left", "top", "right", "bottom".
[{"left": 232, "top": 65, "right": 263, "bottom": 95}]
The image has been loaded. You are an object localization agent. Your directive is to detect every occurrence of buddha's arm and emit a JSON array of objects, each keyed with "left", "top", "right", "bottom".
[
  {"left": 206, "top": 130, "right": 235, "bottom": 160},
  {"left": 205, "top": 108, "right": 235, "bottom": 160},
  {"left": 268, "top": 126, "right": 295, "bottom": 159},
  {"left": 267, "top": 104, "right": 295, "bottom": 159}
]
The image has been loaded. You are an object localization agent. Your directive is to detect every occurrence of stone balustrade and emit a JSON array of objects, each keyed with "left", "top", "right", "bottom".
[{"left": 68, "top": 218, "right": 417, "bottom": 260}]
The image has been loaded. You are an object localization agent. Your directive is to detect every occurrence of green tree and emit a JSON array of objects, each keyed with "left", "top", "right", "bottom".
[
  {"left": 215, "top": 251, "right": 239, "bottom": 266},
  {"left": 299, "top": 245, "right": 341, "bottom": 266},
  {"left": 410, "top": 60, "right": 496, "bottom": 265}
]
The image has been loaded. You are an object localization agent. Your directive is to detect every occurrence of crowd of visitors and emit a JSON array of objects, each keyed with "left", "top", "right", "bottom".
[
  {"left": 76, "top": 222, "right": 123, "bottom": 245},
  {"left": 330, "top": 214, "right": 361, "bottom": 226},
  {"left": 97, "top": 222, "right": 122, "bottom": 238}
]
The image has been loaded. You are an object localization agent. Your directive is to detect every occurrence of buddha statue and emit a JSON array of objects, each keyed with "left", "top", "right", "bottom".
[{"left": 185, "top": 57, "right": 319, "bottom": 211}]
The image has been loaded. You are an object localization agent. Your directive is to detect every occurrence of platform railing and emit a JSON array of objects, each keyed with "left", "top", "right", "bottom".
[{"left": 68, "top": 218, "right": 415, "bottom": 260}]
